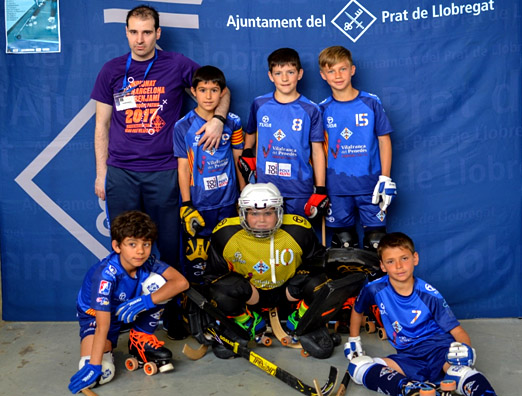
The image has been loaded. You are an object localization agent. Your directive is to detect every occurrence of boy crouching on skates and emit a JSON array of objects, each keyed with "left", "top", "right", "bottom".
[
  {"left": 345, "top": 232, "right": 496, "bottom": 396},
  {"left": 68, "top": 211, "right": 189, "bottom": 394}
]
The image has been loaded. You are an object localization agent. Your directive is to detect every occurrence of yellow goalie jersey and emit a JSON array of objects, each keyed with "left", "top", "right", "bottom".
[{"left": 206, "top": 214, "right": 326, "bottom": 290}]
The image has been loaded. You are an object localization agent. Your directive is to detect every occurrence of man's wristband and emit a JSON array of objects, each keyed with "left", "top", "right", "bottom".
[{"left": 212, "top": 114, "right": 226, "bottom": 124}]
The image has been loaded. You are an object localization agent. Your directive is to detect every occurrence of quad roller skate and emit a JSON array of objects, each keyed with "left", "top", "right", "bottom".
[
  {"left": 401, "top": 379, "right": 457, "bottom": 396},
  {"left": 125, "top": 329, "right": 174, "bottom": 376}
]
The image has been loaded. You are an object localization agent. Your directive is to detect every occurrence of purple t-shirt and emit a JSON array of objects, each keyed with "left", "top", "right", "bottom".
[{"left": 91, "top": 50, "right": 199, "bottom": 171}]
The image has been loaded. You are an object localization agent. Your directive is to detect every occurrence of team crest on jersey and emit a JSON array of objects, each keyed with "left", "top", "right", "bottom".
[
  {"left": 376, "top": 210, "right": 386, "bottom": 222},
  {"left": 98, "top": 280, "right": 111, "bottom": 295},
  {"left": 204, "top": 147, "right": 217, "bottom": 156},
  {"left": 341, "top": 128, "right": 353, "bottom": 140},
  {"left": 392, "top": 320, "right": 403, "bottom": 333},
  {"left": 273, "top": 129, "right": 286, "bottom": 141},
  {"left": 222, "top": 133, "right": 230, "bottom": 142},
  {"left": 259, "top": 115, "right": 272, "bottom": 128},
  {"left": 253, "top": 261, "right": 270, "bottom": 274}
]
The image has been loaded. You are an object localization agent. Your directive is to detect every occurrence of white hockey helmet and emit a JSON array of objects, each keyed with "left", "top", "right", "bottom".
[{"left": 238, "top": 183, "right": 284, "bottom": 238}]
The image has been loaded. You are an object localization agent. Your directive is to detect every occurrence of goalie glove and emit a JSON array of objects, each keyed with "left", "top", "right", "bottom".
[
  {"left": 344, "top": 336, "right": 364, "bottom": 360},
  {"left": 446, "top": 342, "right": 476, "bottom": 367},
  {"left": 372, "top": 175, "right": 397, "bottom": 211},
  {"left": 180, "top": 201, "right": 205, "bottom": 237},
  {"left": 304, "top": 186, "right": 329, "bottom": 218},
  {"left": 237, "top": 148, "right": 257, "bottom": 184}
]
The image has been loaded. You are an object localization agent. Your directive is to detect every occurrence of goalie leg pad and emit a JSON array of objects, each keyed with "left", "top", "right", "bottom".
[
  {"left": 299, "top": 326, "right": 334, "bottom": 359},
  {"left": 210, "top": 273, "right": 253, "bottom": 316}
]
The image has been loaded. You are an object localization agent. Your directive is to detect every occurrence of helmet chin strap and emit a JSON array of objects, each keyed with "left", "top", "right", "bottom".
[{"left": 270, "top": 235, "right": 276, "bottom": 284}]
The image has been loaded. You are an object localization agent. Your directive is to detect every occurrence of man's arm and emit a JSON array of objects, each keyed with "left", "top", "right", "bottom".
[
  {"left": 377, "top": 134, "right": 392, "bottom": 177},
  {"left": 94, "top": 101, "right": 113, "bottom": 200},
  {"left": 196, "top": 88, "right": 231, "bottom": 150}
]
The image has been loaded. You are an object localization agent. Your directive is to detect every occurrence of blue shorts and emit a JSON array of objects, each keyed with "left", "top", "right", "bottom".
[
  {"left": 283, "top": 197, "right": 308, "bottom": 218},
  {"left": 387, "top": 333, "right": 454, "bottom": 382},
  {"left": 199, "top": 203, "right": 238, "bottom": 237},
  {"left": 326, "top": 194, "right": 386, "bottom": 228},
  {"left": 77, "top": 307, "right": 121, "bottom": 348}
]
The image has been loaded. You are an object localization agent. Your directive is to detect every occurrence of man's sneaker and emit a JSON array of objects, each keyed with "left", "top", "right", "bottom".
[
  {"left": 401, "top": 380, "right": 439, "bottom": 396},
  {"left": 234, "top": 311, "right": 266, "bottom": 340}
]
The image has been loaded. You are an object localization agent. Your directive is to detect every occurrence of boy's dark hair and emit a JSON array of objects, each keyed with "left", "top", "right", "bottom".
[
  {"left": 318, "top": 46, "right": 354, "bottom": 69},
  {"left": 110, "top": 210, "right": 158, "bottom": 245},
  {"left": 267, "top": 48, "right": 302, "bottom": 72},
  {"left": 127, "top": 5, "right": 160, "bottom": 30},
  {"left": 191, "top": 65, "right": 227, "bottom": 90},
  {"left": 377, "top": 232, "right": 415, "bottom": 259}
]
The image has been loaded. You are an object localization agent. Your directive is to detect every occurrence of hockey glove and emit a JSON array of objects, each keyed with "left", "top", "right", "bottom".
[
  {"left": 371, "top": 175, "right": 397, "bottom": 211},
  {"left": 180, "top": 201, "right": 205, "bottom": 237},
  {"left": 115, "top": 294, "right": 156, "bottom": 323},
  {"left": 237, "top": 148, "right": 257, "bottom": 184},
  {"left": 446, "top": 342, "right": 476, "bottom": 367},
  {"left": 304, "top": 186, "right": 329, "bottom": 218},
  {"left": 68, "top": 362, "right": 102, "bottom": 394},
  {"left": 344, "top": 336, "right": 364, "bottom": 360}
]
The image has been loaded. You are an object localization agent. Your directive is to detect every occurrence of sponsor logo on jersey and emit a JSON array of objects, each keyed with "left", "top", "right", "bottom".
[
  {"left": 98, "top": 280, "right": 111, "bottom": 295},
  {"left": 278, "top": 163, "right": 291, "bottom": 177},
  {"left": 259, "top": 115, "right": 272, "bottom": 128},
  {"left": 96, "top": 297, "right": 110, "bottom": 306},
  {"left": 233, "top": 252, "right": 246, "bottom": 265},
  {"left": 203, "top": 173, "right": 229, "bottom": 191},
  {"left": 107, "top": 265, "right": 117, "bottom": 275},
  {"left": 119, "top": 292, "right": 127, "bottom": 301},
  {"left": 222, "top": 133, "right": 230, "bottom": 142},
  {"left": 262, "top": 139, "right": 273, "bottom": 158},
  {"left": 326, "top": 116, "right": 337, "bottom": 128},
  {"left": 424, "top": 283, "right": 437, "bottom": 293}
]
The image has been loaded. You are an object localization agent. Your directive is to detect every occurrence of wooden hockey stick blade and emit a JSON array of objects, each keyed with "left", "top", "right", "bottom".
[
  {"left": 182, "top": 343, "right": 209, "bottom": 360},
  {"left": 314, "top": 378, "right": 324, "bottom": 396},
  {"left": 208, "top": 327, "right": 337, "bottom": 396},
  {"left": 81, "top": 388, "right": 98, "bottom": 396},
  {"left": 335, "top": 370, "right": 351, "bottom": 396},
  {"left": 268, "top": 308, "right": 302, "bottom": 349}
]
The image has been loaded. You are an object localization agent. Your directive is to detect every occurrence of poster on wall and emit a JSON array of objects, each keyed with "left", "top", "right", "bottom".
[{"left": 5, "top": 0, "right": 60, "bottom": 53}]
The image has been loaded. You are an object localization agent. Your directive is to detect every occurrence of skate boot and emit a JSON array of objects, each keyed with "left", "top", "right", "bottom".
[
  {"left": 234, "top": 310, "right": 267, "bottom": 341},
  {"left": 401, "top": 380, "right": 440, "bottom": 396},
  {"left": 286, "top": 300, "right": 309, "bottom": 333},
  {"left": 125, "top": 329, "right": 174, "bottom": 375}
]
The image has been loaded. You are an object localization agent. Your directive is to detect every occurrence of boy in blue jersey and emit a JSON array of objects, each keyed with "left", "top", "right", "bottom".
[
  {"left": 345, "top": 232, "right": 496, "bottom": 396},
  {"left": 174, "top": 65, "right": 244, "bottom": 283},
  {"left": 318, "top": 46, "right": 396, "bottom": 250},
  {"left": 239, "top": 48, "right": 329, "bottom": 220},
  {"left": 68, "top": 211, "right": 189, "bottom": 394}
]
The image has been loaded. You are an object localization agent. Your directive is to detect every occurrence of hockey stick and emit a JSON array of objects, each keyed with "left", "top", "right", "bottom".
[
  {"left": 81, "top": 388, "right": 98, "bottom": 396},
  {"left": 208, "top": 326, "right": 337, "bottom": 396},
  {"left": 182, "top": 343, "right": 209, "bottom": 360},
  {"left": 335, "top": 369, "right": 351, "bottom": 396},
  {"left": 186, "top": 288, "right": 337, "bottom": 395}
]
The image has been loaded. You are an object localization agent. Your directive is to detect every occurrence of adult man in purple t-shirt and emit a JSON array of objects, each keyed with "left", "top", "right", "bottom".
[{"left": 91, "top": 5, "right": 229, "bottom": 270}]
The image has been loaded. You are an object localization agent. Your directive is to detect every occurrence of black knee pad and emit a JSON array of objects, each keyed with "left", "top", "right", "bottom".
[
  {"left": 209, "top": 273, "right": 252, "bottom": 316},
  {"left": 331, "top": 227, "right": 359, "bottom": 249},
  {"left": 287, "top": 273, "right": 327, "bottom": 302},
  {"left": 363, "top": 228, "right": 386, "bottom": 252}
]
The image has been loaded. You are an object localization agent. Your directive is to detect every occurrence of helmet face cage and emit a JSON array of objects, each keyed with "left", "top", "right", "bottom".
[{"left": 238, "top": 183, "right": 284, "bottom": 238}]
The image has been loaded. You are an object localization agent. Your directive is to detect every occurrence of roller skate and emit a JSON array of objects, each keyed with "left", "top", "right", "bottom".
[
  {"left": 125, "top": 329, "right": 174, "bottom": 376},
  {"left": 234, "top": 310, "right": 271, "bottom": 346},
  {"left": 364, "top": 304, "right": 387, "bottom": 340},
  {"left": 401, "top": 380, "right": 440, "bottom": 396}
]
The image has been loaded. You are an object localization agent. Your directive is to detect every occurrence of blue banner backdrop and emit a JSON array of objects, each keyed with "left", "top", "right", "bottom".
[{"left": 1, "top": 0, "right": 521, "bottom": 320}]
